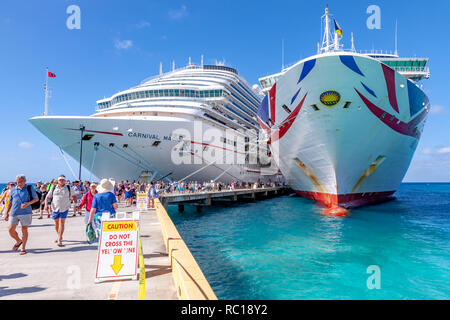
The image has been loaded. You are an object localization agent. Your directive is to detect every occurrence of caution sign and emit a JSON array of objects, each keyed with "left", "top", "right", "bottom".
[
  {"left": 136, "top": 192, "right": 148, "bottom": 211},
  {"left": 95, "top": 220, "right": 139, "bottom": 282}
]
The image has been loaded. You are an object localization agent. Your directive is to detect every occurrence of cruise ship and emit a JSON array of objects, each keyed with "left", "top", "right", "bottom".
[
  {"left": 257, "top": 6, "right": 431, "bottom": 209},
  {"left": 30, "top": 63, "right": 280, "bottom": 183}
]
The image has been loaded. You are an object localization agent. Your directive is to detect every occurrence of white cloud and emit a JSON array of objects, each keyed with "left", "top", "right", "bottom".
[
  {"left": 421, "top": 148, "right": 433, "bottom": 155},
  {"left": 136, "top": 21, "right": 150, "bottom": 29},
  {"left": 169, "top": 5, "right": 188, "bottom": 20},
  {"left": 437, "top": 147, "right": 450, "bottom": 154},
  {"left": 430, "top": 105, "right": 447, "bottom": 115},
  {"left": 114, "top": 39, "right": 133, "bottom": 50},
  {"left": 18, "top": 141, "right": 33, "bottom": 149}
]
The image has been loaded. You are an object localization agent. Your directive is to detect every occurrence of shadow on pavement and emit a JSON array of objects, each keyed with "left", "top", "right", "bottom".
[
  {"left": 26, "top": 246, "right": 98, "bottom": 254},
  {"left": 143, "top": 252, "right": 168, "bottom": 259},
  {"left": 0, "top": 285, "right": 46, "bottom": 297},
  {"left": 28, "top": 224, "right": 54, "bottom": 228},
  {"left": 61, "top": 240, "right": 94, "bottom": 246},
  {"left": 145, "top": 264, "right": 172, "bottom": 278},
  {"left": 0, "top": 273, "right": 27, "bottom": 281}
]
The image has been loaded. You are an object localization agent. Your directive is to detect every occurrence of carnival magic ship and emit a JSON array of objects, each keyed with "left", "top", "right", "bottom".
[
  {"left": 257, "top": 6, "right": 431, "bottom": 209},
  {"left": 30, "top": 62, "right": 280, "bottom": 183}
]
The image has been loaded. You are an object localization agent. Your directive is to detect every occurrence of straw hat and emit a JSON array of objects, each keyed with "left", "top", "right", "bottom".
[{"left": 97, "top": 178, "right": 114, "bottom": 193}]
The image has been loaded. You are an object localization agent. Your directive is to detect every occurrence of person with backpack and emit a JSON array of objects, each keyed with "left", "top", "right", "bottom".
[
  {"left": 44, "top": 175, "right": 77, "bottom": 247},
  {"left": 77, "top": 183, "right": 97, "bottom": 226},
  {"left": 4, "top": 174, "right": 39, "bottom": 255}
]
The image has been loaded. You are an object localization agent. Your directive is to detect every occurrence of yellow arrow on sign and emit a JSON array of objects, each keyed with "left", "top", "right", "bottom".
[{"left": 111, "top": 255, "right": 124, "bottom": 275}]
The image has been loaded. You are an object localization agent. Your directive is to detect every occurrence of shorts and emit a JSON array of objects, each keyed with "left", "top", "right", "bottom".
[
  {"left": 148, "top": 193, "right": 159, "bottom": 200},
  {"left": 9, "top": 214, "right": 32, "bottom": 227},
  {"left": 52, "top": 210, "right": 69, "bottom": 220}
]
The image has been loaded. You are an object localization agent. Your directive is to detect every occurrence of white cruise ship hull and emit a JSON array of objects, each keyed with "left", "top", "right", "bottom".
[
  {"left": 259, "top": 53, "right": 430, "bottom": 208},
  {"left": 30, "top": 116, "right": 281, "bottom": 183}
]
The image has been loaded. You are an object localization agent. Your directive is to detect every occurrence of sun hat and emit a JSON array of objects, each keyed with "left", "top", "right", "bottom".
[
  {"left": 97, "top": 178, "right": 114, "bottom": 193},
  {"left": 58, "top": 175, "right": 66, "bottom": 181}
]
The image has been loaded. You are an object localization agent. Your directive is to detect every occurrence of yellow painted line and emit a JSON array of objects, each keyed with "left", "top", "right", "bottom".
[
  {"left": 138, "top": 231, "right": 146, "bottom": 300},
  {"left": 107, "top": 280, "right": 122, "bottom": 300}
]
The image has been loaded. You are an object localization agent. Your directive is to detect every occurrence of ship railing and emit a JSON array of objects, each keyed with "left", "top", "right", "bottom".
[
  {"left": 139, "top": 65, "right": 262, "bottom": 99},
  {"left": 393, "top": 66, "right": 430, "bottom": 73},
  {"left": 95, "top": 97, "right": 225, "bottom": 112},
  {"left": 359, "top": 49, "right": 398, "bottom": 56},
  {"left": 139, "top": 65, "right": 204, "bottom": 85}
]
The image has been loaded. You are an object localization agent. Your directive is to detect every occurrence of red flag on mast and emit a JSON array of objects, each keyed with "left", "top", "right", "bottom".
[{"left": 48, "top": 71, "right": 56, "bottom": 78}]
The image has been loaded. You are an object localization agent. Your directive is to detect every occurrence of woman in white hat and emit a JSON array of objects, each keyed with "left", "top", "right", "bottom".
[{"left": 88, "top": 179, "right": 118, "bottom": 236}]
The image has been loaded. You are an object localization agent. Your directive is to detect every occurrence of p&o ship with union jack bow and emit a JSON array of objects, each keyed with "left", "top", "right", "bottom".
[{"left": 257, "top": 6, "right": 431, "bottom": 210}]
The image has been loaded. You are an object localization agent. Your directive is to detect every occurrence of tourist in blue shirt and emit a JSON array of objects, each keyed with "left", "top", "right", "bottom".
[
  {"left": 5, "top": 174, "right": 39, "bottom": 255},
  {"left": 124, "top": 184, "right": 133, "bottom": 207},
  {"left": 89, "top": 179, "right": 118, "bottom": 236}
]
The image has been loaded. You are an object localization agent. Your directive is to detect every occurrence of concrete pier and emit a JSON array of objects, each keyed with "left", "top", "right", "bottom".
[
  {"left": 0, "top": 186, "right": 290, "bottom": 300},
  {"left": 160, "top": 186, "right": 291, "bottom": 211},
  {"left": 0, "top": 203, "right": 177, "bottom": 300}
]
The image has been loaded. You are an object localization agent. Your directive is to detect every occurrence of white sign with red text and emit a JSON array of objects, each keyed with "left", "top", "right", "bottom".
[{"left": 95, "top": 216, "right": 139, "bottom": 282}]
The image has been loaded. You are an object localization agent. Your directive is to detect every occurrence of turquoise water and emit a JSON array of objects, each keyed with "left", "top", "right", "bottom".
[{"left": 168, "top": 183, "right": 450, "bottom": 300}]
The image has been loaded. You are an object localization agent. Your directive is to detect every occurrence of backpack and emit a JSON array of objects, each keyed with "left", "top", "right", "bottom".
[
  {"left": 49, "top": 185, "right": 72, "bottom": 204},
  {"left": 27, "top": 185, "right": 41, "bottom": 211}
]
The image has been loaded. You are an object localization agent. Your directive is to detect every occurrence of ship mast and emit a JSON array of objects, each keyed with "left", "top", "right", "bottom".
[
  {"left": 320, "top": 5, "right": 341, "bottom": 53},
  {"left": 44, "top": 67, "right": 49, "bottom": 116}
]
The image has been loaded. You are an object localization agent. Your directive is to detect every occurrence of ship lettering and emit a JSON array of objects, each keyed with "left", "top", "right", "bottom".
[{"left": 128, "top": 132, "right": 160, "bottom": 140}]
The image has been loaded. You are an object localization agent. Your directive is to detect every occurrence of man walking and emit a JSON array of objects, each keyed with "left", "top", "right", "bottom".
[
  {"left": 45, "top": 175, "right": 76, "bottom": 247},
  {"left": 4, "top": 174, "right": 39, "bottom": 255}
]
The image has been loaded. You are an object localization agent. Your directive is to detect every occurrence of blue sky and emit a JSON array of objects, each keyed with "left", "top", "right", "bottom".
[{"left": 0, "top": 0, "right": 449, "bottom": 182}]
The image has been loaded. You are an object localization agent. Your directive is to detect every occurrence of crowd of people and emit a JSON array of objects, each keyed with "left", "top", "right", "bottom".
[{"left": 0, "top": 174, "right": 283, "bottom": 255}]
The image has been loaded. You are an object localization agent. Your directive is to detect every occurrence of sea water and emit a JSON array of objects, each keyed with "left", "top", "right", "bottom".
[{"left": 168, "top": 183, "right": 450, "bottom": 300}]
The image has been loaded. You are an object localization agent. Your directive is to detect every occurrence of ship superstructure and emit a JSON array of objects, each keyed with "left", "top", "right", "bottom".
[{"left": 30, "top": 63, "right": 281, "bottom": 183}]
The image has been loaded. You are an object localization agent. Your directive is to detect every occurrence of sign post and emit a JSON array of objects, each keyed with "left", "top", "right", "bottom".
[{"left": 95, "top": 212, "right": 140, "bottom": 282}]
